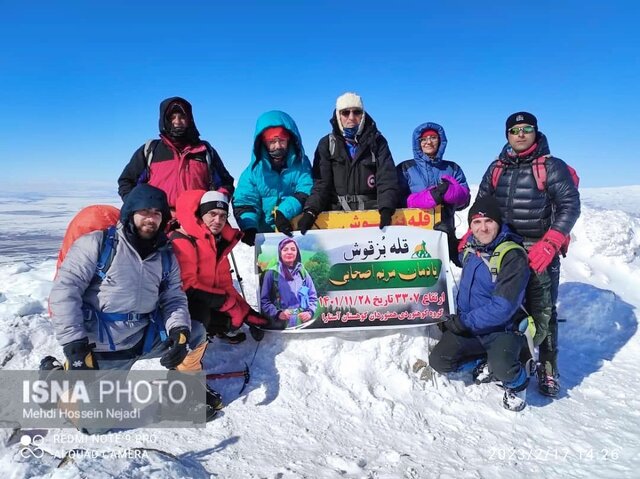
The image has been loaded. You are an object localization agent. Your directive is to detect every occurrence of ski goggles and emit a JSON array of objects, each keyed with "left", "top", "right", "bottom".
[{"left": 508, "top": 125, "right": 536, "bottom": 135}]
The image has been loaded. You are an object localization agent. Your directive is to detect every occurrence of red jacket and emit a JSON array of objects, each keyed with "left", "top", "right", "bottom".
[{"left": 171, "top": 190, "right": 249, "bottom": 327}]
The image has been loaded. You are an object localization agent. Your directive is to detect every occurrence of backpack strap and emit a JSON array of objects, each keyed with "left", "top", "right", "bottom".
[
  {"left": 490, "top": 159, "right": 505, "bottom": 191},
  {"left": 143, "top": 248, "right": 172, "bottom": 352},
  {"left": 95, "top": 226, "right": 118, "bottom": 281},
  {"left": 488, "top": 242, "right": 526, "bottom": 282},
  {"left": 136, "top": 139, "right": 160, "bottom": 185},
  {"left": 463, "top": 240, "right": 525, "bottom": 283},
  {"left": 328, "top": 134, "right": 336, "bottom": 158},
  {"left": 169, "top": 230, "right": 197, "bottom": 247},
  {"left": 143, "top": 139, "right": 159, "bottom": 168},
  {"left": 531, "top": 155, "right": 551, "bottom": 191},
  {"left": 159, "top": 248, "right": 172, "bottom": 292}
]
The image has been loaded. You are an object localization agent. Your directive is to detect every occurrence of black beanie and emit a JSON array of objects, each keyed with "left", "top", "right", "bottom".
[
  {"left": 468, "top": 195, "right": 503, "bottom": 227},
  {"left": 505, "top": 111, "right": 538, "bottom": 137}
]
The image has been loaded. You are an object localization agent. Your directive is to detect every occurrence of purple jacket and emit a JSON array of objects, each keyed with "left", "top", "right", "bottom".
[{"left": 260, "top": 263, "right": 318, "bottom": 320}]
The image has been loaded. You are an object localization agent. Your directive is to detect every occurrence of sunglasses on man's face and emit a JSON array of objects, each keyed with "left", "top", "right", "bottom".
[
  {"left": 340, "top": 109, "right": 363, "bottom": 117},
  {"left": 508, "top": 126, "right": 536, "bottom": 135}
]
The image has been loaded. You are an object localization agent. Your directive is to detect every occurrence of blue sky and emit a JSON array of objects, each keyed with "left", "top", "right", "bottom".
[{"left": 1, "top": 1, "right": 638, "bottom": 190}]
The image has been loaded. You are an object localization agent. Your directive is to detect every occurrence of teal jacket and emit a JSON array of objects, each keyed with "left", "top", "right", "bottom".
[{"left": 232, "top": 110, "right": 313, "bottom": 232}]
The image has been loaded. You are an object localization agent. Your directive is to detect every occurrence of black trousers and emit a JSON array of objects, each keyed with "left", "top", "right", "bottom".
[{"left": 429, "top": 330, "right": 525, "bottom": 385}]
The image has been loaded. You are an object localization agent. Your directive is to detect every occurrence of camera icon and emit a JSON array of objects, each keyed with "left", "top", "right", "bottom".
[{"left": 19, "top": 434, "right": 44, "bottom": 459}]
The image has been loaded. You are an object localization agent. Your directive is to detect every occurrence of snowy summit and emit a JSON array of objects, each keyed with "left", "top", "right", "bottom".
[{"left": 0, "top": 186, "right": 639, "bottom": 478}]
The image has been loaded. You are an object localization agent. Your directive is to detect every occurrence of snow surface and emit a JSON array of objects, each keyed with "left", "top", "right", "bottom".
[{"left": 1, "top": 186, "right": 639, "bottom": 478}]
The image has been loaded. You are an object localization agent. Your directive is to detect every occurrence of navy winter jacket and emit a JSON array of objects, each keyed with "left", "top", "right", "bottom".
[{"left": 456, "top": 225, "right": 530, "bottom": 335}]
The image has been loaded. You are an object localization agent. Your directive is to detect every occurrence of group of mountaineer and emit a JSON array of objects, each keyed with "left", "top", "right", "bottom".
[{"left": 47, "top": 92, "right": 579, "bottom": 427}]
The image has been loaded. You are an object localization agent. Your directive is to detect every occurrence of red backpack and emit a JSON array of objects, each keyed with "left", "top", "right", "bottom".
[{"left": 490, "top": 155, "right": 580, "bottom": 191}]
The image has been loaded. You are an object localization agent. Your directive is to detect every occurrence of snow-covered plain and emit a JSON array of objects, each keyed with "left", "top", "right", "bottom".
[{"left": 0, "top": 186, "right": 639, "bottom": 478}]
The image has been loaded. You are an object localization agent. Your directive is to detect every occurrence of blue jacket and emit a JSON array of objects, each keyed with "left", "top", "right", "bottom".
[
  {"left": 396, "top": 122, "right": 470, "bottom": 232},
  {"left": 456, "top": 224, "right": 530, "bottom": 335},
  {"left": 232, "top": 111, "right": 313, "bottom": 232}
]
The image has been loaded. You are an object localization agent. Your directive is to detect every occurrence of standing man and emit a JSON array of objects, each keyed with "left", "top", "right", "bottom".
[
  {"left": 232, "top": 110, "right": 313, "bottom": 245},
  {"left": 429, "top": 195, "right": 531, "bottom": 411},
  {"left": 49, "top": 184, "right": 222, "bottom": 421},
  {"left": 118, "top": 97, "right": 234, "bottom": 213},
  {"left": 298, "top": 92, "right": 398, "bottom": 233},
  {"left": 476, "top": 112, "right": 580, "bottom": 397}
]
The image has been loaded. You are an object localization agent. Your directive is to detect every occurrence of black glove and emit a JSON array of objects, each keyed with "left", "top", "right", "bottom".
[
  {"left": 274, "top": 210, "right": 293, "bottom": 237},
  {"left": 241, "top": 228, "right": 257, "bottom": 247},
  {"left": 443, "top": 314, "right": 468, "bottom": 335},
  {"left": 379, "top": 208, "right": 394, "bottom": 229},
  {"left": 430, "top": 181, "right": 450, "bottom": 205},
  {"left": 186, "top": 288, "right": 226, "bottom": 309},
  {"left": 160, "top": 327, "right": 190, "bottom": 369},
  {"left": 63, "top": 338, "right": 97, "bottom": 370},
  {"left": 297, "top": 210, "right": 317, "bottom": 235}
]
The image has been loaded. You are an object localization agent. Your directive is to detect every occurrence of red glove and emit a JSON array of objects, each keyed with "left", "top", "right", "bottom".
[
  {"left": 227, "top": 306, "right": 245, "bottom": 330},
  {"left": 528, "top": 229, "right": 565, "bottom": 273},
  {"left": 457, "top": 229, "right": 473, "bottom": 252},
  {"left": 245, "top": 308, "right": 269, "bottom": 327}
]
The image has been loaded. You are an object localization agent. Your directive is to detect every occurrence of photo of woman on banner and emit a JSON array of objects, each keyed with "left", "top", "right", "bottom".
[{"left": 260, "top": 237, "right": 318, "bottom": 329}]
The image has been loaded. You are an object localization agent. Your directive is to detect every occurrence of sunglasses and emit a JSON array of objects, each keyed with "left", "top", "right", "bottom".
[
  {"left": 508, "top": 126, "right": 536, "bottom": 135},
  {"left": 340, "top": 109, "right": 363, "bottom": 117}
]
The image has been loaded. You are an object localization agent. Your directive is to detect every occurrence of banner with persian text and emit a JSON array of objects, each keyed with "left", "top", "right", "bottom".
[{"left": 255, "top": 226, "right": 455, "bottom": 332}]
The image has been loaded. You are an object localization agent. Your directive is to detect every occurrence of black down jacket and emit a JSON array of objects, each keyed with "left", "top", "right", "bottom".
[
  {"left": 304, "top": 113, "right": 397, "bottom": 213},
  {"left": 476, "top": 132, "right": 580, "bottom": 242}
]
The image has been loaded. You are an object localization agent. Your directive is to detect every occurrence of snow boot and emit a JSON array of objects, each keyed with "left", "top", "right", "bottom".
[
  {"left": 249, "top": 325, "right": 265, "bottom": 342},
  {"left": 537, "top": 361, "right": 560, "bottom": 397},
  {"left": 503, "top": 386, "right": 527, "bottom": 412},
  {"left": 205, "top": 386, "right": 224, "bottom": 421},
  {"left": 472, "top": 361, "right": 494, "bottom": 384},
  {"left": 502, "top": 378, "right": 528, "bottom": 412},
  {"left": 216, "top": 331, "right": 247, "bottom": 344}
]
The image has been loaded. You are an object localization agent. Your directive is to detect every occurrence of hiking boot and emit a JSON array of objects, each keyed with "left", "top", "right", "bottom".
[
  {"left": 249, "top": 325, "right": 265, "bottom": 342},
  {"left": 472, "top": 361, "right": 494, "bottom": 384},
  {"left": 537, "top": 361, "right": 560, "bottom": 397},
  {"left": 503, "top": 386, "right": 527, "bottom": 412},
  {"left": 216, "top": 331, "right": 247, "bottom": 344},
  {"left": 205, "top": 386, "right": 223, "bottom": 422}
]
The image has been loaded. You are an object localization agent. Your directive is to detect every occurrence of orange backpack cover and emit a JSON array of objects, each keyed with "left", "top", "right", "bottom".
[{"left": 55, "top": 205, "right": 121, "bottom": 275}]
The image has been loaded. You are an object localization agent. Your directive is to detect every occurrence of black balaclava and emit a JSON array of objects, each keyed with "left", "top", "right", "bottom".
[{"left": 158, "top": 97, "right": 201, "bottom": 145}]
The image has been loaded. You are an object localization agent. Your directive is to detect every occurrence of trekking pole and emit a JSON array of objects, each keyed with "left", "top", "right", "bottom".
[
  {"left": 229, "top": 251, "right": 246, "bottom": 299},
  {"left": 206, "top": 362, "right": 251, "bottom": 394}
]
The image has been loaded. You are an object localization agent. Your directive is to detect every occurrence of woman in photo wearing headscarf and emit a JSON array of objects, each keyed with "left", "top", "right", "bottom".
[{"left": 260, "top": 238, "right": 318, "bottom": 328}]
